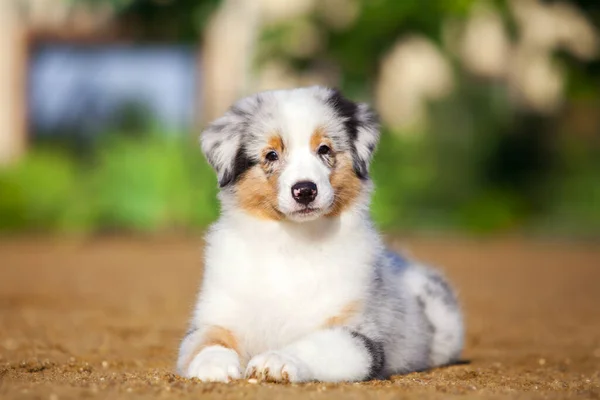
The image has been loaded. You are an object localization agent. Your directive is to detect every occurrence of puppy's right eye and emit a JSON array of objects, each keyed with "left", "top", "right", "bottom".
[{"left": 265, "top": 151, "right": 279, "bottom": 162}]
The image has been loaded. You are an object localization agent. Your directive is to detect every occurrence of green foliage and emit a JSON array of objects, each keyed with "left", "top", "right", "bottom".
[
  {"left": 70, "top": 0, "right": 222, "bottom": 41},
  {"left": 370, "top": 130, "right": 526, "bottom": 235},
  {"left": 89, "top": 133, "right": 218, "bottom": 232},
  {"left": 259, "top": 0, "right": 480, "bottom": 97},
  {"left": 324, "top": 0, "right": 474, "bottom": 88},
  {"left": 1, "top": 128, "right": 599, "bottom": 236},
  {"left": 537, "top": 137, "right": 600, "bottom": 237},
  {"left": 0, "top": 150, "right": 81, "bottom": 232},
  {"left": 0, "top": 133, "right": 218, "bottom": 234},
  {"left": 370, "top": 75, "right": 569, "bottom": 235}
]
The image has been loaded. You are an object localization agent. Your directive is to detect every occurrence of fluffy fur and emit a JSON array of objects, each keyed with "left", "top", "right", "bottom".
[{"left": 177, "top": 86, "right": 464, "bottom": 383}]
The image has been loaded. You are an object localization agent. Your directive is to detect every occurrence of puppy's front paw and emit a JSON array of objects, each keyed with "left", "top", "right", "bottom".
[
  {"left": 186, "top": 346, "right": 242, "bottom": 383},
  {"left": 245, "top": 351, "right": 311, "bottom": 383}
]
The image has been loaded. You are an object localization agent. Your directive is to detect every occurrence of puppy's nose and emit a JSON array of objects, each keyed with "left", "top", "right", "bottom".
[{"left": 291, "top": 181, "right": 318, "bottom": 205}]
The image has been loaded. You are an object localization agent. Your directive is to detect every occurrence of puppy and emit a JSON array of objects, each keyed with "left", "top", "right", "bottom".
[{"left": 177, "top": 86, "right": 464, "bottom": 383}]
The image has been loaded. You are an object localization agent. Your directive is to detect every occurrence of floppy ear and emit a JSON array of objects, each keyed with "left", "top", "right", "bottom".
[
  {"left": 200, "top": 104, "right": 257, "bottom": 188},
  {"left": 353, "top": 102, "right": 380, "bottom": 178},
  {"left": 326, "top": 90, "right": 380, "bottom": 179}
]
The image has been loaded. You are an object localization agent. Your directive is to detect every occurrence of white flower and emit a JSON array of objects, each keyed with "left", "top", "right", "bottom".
[
  {"left": 510, "top": 0, "right": 598, "bottom": 59},
  {"left": 509, "top": 47, "right": 564, "bottom": 113},
  {"left": 460, "top": 2, "right": 510, "bottom": 79},
  {"left": 318, "top": 0, "right": 360, "bottom": 31},
  {"left": 259, "top": 0, "right": 316, "bottom": 25},
  {"left": 376, "top": 36, "right": 454, "bottom": 132}
]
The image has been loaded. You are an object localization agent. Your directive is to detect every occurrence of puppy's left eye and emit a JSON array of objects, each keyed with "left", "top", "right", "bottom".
[{"left": 317, "top": 145, "right": 331, "bottom": 156}]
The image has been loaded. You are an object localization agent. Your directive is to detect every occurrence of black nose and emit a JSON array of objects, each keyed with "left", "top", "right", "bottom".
[{"left": 291, "top": 181, "right": 318, "bottom": 205}]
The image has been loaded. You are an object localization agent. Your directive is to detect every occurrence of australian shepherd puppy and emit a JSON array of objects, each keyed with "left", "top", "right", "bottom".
[{"left": 177, "top": 86, "right": 464, "bottom": 383}]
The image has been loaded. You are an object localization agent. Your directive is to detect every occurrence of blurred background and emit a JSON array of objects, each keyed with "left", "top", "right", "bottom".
[{"left": 1, "top": 0, "right": 599, "bottom": 237}]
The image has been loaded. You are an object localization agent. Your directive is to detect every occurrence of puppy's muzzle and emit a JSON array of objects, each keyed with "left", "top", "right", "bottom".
[{"left": 291, "top": 181, "right": 318, "bottom": 205}]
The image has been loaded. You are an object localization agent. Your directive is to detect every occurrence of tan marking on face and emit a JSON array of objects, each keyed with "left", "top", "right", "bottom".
[
  {"left": 311, "top": 127, "right": 334, "bottom": 153},
  {"left": 236, "top": 166, "right": 283, "bottom": 220},
  {"left": 181, "top": 325, "right": 239, "bottom": 373},
  {"left": 311, "top": 127, "right": 336, "bottom": 168},
  {"left": 324, "top": 300, "right": 362, "bottom": 328},
  {"left": 310, "top": 127, "right": 328, "bottom": 151},
  {"left": 326, "top": 154, "right": 363, "bottom": 217},
  {"left": 267, "top": 135, "right": 284, "bottom": 155},
  {"left": 237, "top": 134, "right": 285, "bottom": 221}
]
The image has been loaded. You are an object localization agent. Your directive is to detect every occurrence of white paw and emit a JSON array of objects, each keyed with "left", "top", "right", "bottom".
[
  {"left": 245, "top": 351, "right": 311, "bottom": 383},
  {"left": 186, "top": 346, "right": 242, "bottom": 383}
]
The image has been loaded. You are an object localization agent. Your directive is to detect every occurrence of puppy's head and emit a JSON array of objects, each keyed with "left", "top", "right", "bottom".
[{"left": 200, "top": 86, "right": 379, "bottom": 222}]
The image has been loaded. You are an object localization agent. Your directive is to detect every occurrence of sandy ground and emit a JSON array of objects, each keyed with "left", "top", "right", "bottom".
[{"left": 0, "top": 236, "right": 599, "bottom": 399}]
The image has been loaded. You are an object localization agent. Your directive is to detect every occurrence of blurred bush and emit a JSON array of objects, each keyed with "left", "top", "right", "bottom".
[
  {"left": 0, "top": 132, "right": 218, "bottom": 234},
  {"left": 2, "top": 127, "right": 599, "bottom": 236},
  {"left": 0, "top": 150, "right": 80, "bottom": 232}
]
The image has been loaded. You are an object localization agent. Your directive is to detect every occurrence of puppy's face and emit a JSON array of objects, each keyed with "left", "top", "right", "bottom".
[{"left": 201, "top": 86, "right": 379, "bottom": 222}]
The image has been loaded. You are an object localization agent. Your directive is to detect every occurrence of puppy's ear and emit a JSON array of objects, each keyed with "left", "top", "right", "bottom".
[
  {"left": 200, "top": 103, "right": 257, "bottom": 188},
  {"left": 326, "top": 89, "right": 380, "bottom": 179},
  {"left": 353, "top": 102, "right": 380, "bottom": 178}
]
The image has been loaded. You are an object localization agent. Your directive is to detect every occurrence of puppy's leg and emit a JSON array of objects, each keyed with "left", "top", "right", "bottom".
[
  {"left": 245, "top": 327, "right": 384, "bottom": 383},
  {"left": 405, "top": 266, "right": 464, "bottom": 367},
  {"left": 177, "top": 325, "right": 242, "bottom": 382}
]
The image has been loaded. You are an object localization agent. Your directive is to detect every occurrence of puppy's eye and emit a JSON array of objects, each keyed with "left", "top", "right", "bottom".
[
  {"left": 317, "top": 145, "right": 331, "bottom": 156},
  {"left": 265, "top": 151, "right": 279, "bottom": 162}
]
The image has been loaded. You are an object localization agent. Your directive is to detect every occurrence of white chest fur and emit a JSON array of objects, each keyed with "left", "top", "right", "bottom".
[{"left": 194, "top": 210, "right": 380, "bottom": 357}]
